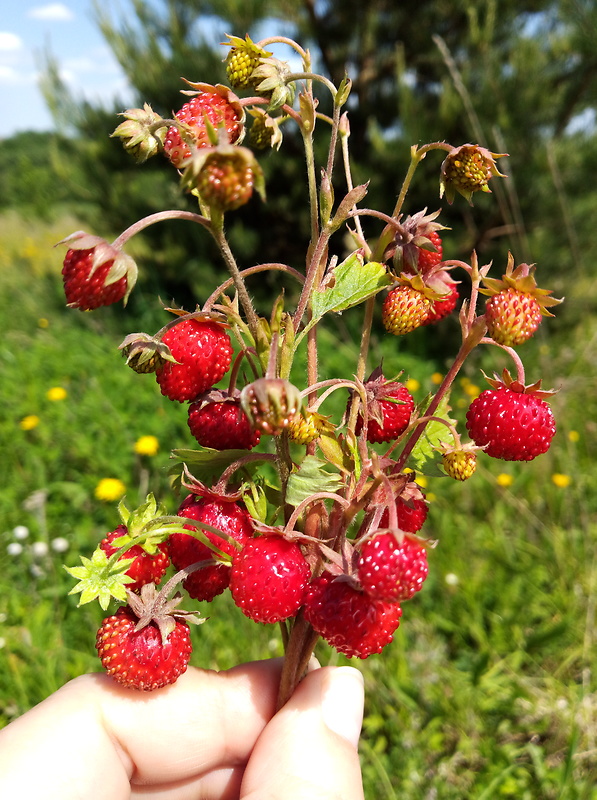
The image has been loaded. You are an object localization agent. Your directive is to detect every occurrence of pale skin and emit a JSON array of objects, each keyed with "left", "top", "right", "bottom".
[{"left": 0, "top": 660, "right": 365, "bottom": 800}]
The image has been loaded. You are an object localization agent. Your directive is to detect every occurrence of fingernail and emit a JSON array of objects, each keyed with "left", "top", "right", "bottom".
[{"left": 321, "top": 667, "right": 364, "bottom": 749}]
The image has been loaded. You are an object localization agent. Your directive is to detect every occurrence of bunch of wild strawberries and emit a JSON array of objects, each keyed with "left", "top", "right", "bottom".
[{"left": 61, "top": 34, "right": 562, "bottom": 698}]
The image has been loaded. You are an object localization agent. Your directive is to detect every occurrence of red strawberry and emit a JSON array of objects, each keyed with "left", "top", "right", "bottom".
[
  {"left": 358, "top": 532, "right": 428, "bottom": 602},
  {"left": 95, "top": 588, "right": 196, "bottom": 691},
  {"left": 99, "top": 524, "right": 170, "bottom": 592},
  {"left": 155, "top": 318, "right": 233, "bottom": 403},
  {"left": 417, "top": 230, "right": 443, "bottom": 271},
  {"left": 229, "top": 536, "right": 311, "bottom": 623},
  {"left": 354, "top": 370, "right": 415, "bottom": 444},
  {"left": 422, "top": 281, "right": 459, "bottom": 326},
  {"left": 188, "top": 399, "right": 261, "bottom": 450},
  {"left": 381, "top": 492, "right": 428, "bottom": 533},
  {"left": 168, "top": 494, "right": 253, "bottom": 602},
  {"left": 303, "top": 573, "right": 402, "bottom": 659},
  {"left": 60, "top": 233, "right": 138, "bottom": 311},
  {"left": 163, "top": 86, "right": 244, "bottom": 168},
  {"left": 466, "top": 379, "right": 556, "bottom": 461}
]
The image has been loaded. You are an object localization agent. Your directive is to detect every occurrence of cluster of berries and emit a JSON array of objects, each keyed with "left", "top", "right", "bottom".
[
  {"left": 60, "top": 32, "right": 562, "bottom": 696},
  {"left": 94, "top": 479, "right": 431, "bottom": 689}
]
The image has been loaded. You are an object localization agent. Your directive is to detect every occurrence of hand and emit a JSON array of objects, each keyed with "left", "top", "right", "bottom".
[{"left": 0, "top": 659, "right": 364, "bottom": 799}]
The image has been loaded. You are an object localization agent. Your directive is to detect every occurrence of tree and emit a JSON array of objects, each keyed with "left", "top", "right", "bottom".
[{"left": 41, "top": 0, "right": 597, "bottom": 324}]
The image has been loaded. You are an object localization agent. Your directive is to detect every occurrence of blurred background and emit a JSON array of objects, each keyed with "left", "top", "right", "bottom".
[{"left": 1, "top": 1, "right": 596, "bottom": 797}]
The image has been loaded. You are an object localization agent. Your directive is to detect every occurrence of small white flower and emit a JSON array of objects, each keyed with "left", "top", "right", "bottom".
[
  {"left": 13, "top": 525, "right": 29, "bottom": 540},
  {"left": 51, "top": 537, "right": 69, "bottom": 553},
  {"left": 30, "top": 564, "right": 45, "bottom": 578},
  {"left": 0, "top": 613, "right": 7, "bottom": 623},
  {"left": 0, "top": 638, "right": 5, "bottom": 649},
  {"left": 7, "top": 542, "right": 23, "bottom": 556},
  {"left": 31, "top": 541, "right": 49, "bottom": 558},
  {"left": 445, "top": 572, "right": 459, "bottom": 586}
]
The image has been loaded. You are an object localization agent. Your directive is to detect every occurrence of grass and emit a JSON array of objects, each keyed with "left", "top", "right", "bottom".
[{"left": 1, "top": 211, "right": 596, "bottom": 797}]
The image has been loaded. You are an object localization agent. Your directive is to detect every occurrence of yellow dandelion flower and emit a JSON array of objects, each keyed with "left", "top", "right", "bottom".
[
  {"left": 496, "top": 473, "right": 514, "bottom": 488},
  {"left": 134, "top": 435, "right": 159, "bottom": 456},
  {"left": 459, "top": 377, "right": 471, "bottom": 387},
  {"left": 47, "top": 386, "right": 67, "bottom": 401},
  {"left": 551, "top": 473, "right": 571, "bottom": 489},
  {"left": 464, "top": 383, "right": 481, "bottom": 398},
  {"left": 426, "top": 492, "right": 437, "bottom": 503},
  {"left": 405, "top": 378, "right": 420, "bottom": 392},
  {"left": 431, "top": 372, "right": 443, "bottom": 385},
  {"left": 568, "top": 430, "right": 580, "bottom": 443},
  {"left": 416, "top": 475, "right": 428, "bottom": 489},
  {"left": 95, "top": 478, "right": 126, "bottom": 502},
  {"left": 20, "top": 415, "right": 40, "bottom": 431},
  {"left": 38, "top": 318, "right": 49, "bottom": 329}
]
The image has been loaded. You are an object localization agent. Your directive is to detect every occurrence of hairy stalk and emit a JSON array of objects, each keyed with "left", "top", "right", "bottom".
[
  {"left": 395, "top": 318, "right": 487, "bottom": 472},
  {"left": 112, "top": 210, "right": 211, "bottom": 249},
  {"left": 210, "top": 222, "right": 263, "bottom": 348}
]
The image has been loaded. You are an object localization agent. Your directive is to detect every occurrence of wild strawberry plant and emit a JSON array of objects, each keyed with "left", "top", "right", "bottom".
[{"left": 61, "top": 33, "right": 563, "bottom": 704}]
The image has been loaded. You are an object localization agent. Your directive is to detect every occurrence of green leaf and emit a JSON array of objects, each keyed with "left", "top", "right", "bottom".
[
  {"left": 410, "top": 394, "right": 456, "bottom": 473},
  {"left": 296, "top": 254, "right": 391, "bottom": 345},
  {"left": 170, "top": 448, "right": 270, "bottom": 484},
  {"left": 312, "top": 253, "right": 390, "bottom": 317},
  {"left": 286, "top": 455, "right": 343, "bottom": 508}
]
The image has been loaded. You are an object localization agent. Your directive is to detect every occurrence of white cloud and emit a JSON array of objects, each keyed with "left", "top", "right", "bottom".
[
  {"left": 28, "top": 3, "right": 74, "bottom": 22},
  {"left": 0, "top": 32, "right": 23, "bottom": 51}
]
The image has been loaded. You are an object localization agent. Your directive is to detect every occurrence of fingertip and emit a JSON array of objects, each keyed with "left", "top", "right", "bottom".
[{"left": 320, "top": 666, "right": 364, "bottom": 749}]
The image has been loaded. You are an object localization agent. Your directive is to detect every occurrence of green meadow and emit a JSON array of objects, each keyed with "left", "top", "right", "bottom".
[{"left": 1, "top": 210, "right": 596, "bottom": 799}]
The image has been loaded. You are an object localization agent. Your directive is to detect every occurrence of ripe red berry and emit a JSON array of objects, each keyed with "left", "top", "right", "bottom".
[
  {"left": 168, "top": 494, "right": 253, "bottom": 602},
  {"left": 358, "top": 532, "right": 428, "bottom": 602},
  {"left": 96, "top": 605, "right": 192, "bottom": 691},
  {"left": 164, "top": 90, "right": 243, "bottom": 168},
  {"left": 155, "top": 319, "right": 233, "bottom": 403},
  {"left": 417, "top": 230, "right": 443, "bottom": 271},
  {"left": 188, "top": 399, "right": 261, "bottom": 450},
  {"left": 356, "top": 383, "right": 415, "bottom": 444},
  {"left": 466, "top": 386, "right": 556, "bottom": 461},
  {"left": 304, "top": 573, "right": 402, "bottom": 659},
  {"left": 62, "top": 248, "right": 127, "bottom": 310},
  {"left": 422, "top": 281, "right": 459, "bottom": 326},
  {"left": 99, "top": 524, "right": 170, "bottom": 592},
  {"left": 381, "top": 493, "right": 428, "bottom": 533},
  {"left": 229, "top": 536, "right": 311, "bottom": 623}
]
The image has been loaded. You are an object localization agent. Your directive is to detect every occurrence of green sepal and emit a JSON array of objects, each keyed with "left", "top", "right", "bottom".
[
  {"left": 410, "top": 394, "right": 456, "bottom": 473},
  {"left": 170, "top": 448, "right": 271, "bottom": 485},
  {"left": 241, "top": 482, "right": 269, "bottom": 523},
  {"left": 317, "top": 429, "right": 354, "bottom": 475},
  {"left": 64, "top": 548, "right": 135, "bottom": 610}
]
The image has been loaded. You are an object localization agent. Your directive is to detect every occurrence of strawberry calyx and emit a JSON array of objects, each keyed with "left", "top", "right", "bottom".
[
  {"left": 125, "top": 583, "right": 205, "bottom": 645},
  {"left": 111, "top": 103, "right": 168, "bottom": 162},
  {"left": 479, "top": 252, "right": 563, "bottom": 316},
  {"left": 482, "top": 368, "right": 559, "bottom": 399},
  {"left": 386, "top": 208, "right": 449, "bottom": 273},
  {"left": 119, "top": 331, "right": 179, "bottom": 374},
  {"left": 359, "top": 366, "right": 413, "bottom": 428}
]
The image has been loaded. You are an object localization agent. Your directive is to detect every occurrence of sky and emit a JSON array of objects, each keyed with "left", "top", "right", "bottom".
[{"left": 0, "top": 1, "right": 133, "bottom": 139}]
